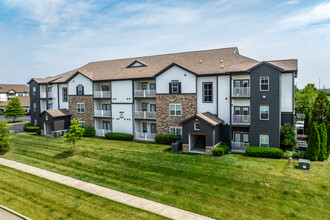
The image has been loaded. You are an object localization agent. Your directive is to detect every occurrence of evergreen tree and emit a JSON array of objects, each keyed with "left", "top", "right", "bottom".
[
  {"left": 305, "top": 122, "right": 320, "bottom": 161},
  {"left": 318, "top": 123, "right": 327, "bottom": 161},
  {"left": 280, "top": 123, "right": 297, "bottom": 151},
  {"left": 4, "top": 97, "right": 26, "bottom": 122},
  {"left": 0, "top": 120, "right": 12, "bottom": 153},
  {"left": 311, "top": 91, "right": 329, "bottom": 124},
  {"left": 327, "top": 124, "right": 330, "bottom": 157},
  {"left": 304, "top": 110, "right": 311, "bottom": 135}
]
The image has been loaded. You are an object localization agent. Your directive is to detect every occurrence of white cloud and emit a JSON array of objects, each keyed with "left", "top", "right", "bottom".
[{"left": 278, "top": 0, "right": 300, "bottom": 6}]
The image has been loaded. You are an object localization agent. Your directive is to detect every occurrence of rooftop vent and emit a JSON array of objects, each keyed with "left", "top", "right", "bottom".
[
  {"left": 199, "top": 60, "right": 202, "bottom": 64},
  {"left": 220, "top": 59, "right": 223, "bottom": 63},
  {"left": 221, "top": 65, "right": 224, "bottom": 69}
]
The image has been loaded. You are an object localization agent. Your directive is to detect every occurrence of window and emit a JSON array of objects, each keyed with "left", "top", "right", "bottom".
[
  {"left": 233, "top": 132, "right": 249, "bottom": 143},
  {"left": 141, "top": 82, "right": 148, "bottom": 90},
  {"left": 260, "top": 76, "right": 269, "bottom": 91},
  {"left": 150, "top": 104, "right": 156, "bottom": 112},
  {"left": 242, "top": 133, "right": 249, "bottom": 143},
  {"left": 141, "top": 102, "right": 148, "bottom": 111},
  {"left": 33, "top": 103, "right": 37, "bottom": 111},
  {"left": 77, "top": 84, "right": 84, "bottom": 95},
  {"left": 80, "top": 121, "right": 86, "bottom": 127},
  {"left": 150, "top": 83, "right": 156, "bottom": 90},
  {"left": 171, "top": 80, "right": 179, "bottom": 93},
  {"left": 34, "top": 119, "right": 37, "bottom": 126},
  {"left": 260, "top": 105, "right": 269, "bottom": 120},
  {"left": 47, "top": 86, "right": 52, "bottom": 97},
  {"left": 33, "top": 87, "right": 36, "bottom": 95},
  {"left": 103, "top": 121, "right": 111, "bottom": 130},
  {"left": 62, "top": 87, "right": 68, "bottom": 102},
  {"left": 203, "top": 82, "right": 213, "bottom": 103},
  {"left": 150, "top": 123, "right": 156, "bottom": 133},
  {"left": 169, "top": 104, "right": 182, "bottom": 116},
  {"left": 234, "top": 80, "right": 249, "bottom": 88},
  {"left": 102, "top": 104, "right": 110, "bottom": 111},
  {"left": 77, "top": 103, "right": 85, "bottom": 113},
  {"left": 48, "top": 103, "right": 53, "bottom": 110},
  {"left": 142, "top": 123, "right": 148, "bottom": 133},
  {"left": 260, "top": 134, "right": 269, "bottom": 147},
  {"left": 194, "top": 122, "right": 200, "bottom": 131},
  {"left": 101, "top": 85, "right": 110, "bottom": 91},
  {"left": 170, "top": 127, "right": 182, "bottom": 137}
]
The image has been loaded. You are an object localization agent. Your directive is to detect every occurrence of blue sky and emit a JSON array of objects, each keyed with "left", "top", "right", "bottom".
[{"left": 0, "top": 0, "right": 329, "bottom": 89}]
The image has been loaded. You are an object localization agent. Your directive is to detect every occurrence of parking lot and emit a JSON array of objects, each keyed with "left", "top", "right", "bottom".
[{"left": 0, "top": 115, "right": 31, "bottom": 133}]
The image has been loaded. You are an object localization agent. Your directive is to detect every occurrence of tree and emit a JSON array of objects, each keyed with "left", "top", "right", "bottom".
[
  {"left": 0, "top": 120, "right": 12, "bottom": 153},
  {"left": 311, "top": 91, "right": 329, "bottom": 124},
  {"left": 305, "top": 123, "right": 320, "bottom": 161},
  {"left": 4, "top": 97, "right": 26, "bottom": 122},
  {"left": 304, "top": 110, "right": 311, "bottom": 135},
  {"left": 295, "top": 84, "right": 318, "bottom": 115},
  {"left": 280, "top": 123, "right": 297, "bottom": 151},
  {"left": 327, "top": 124, "right": 330, "bottom": 157},
  {"left": 318, "top": 123, "right": 327, "bottom": 161},
  {"left": 63, "top": 118, "right": 85, "bottom": 157}
]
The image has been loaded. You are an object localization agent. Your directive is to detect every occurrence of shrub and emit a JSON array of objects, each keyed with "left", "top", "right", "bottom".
[
  {"left": 245, "top": 146, "right": 284, "bottom": 159},
  {"left": 318, "top": 123, "right": 327, "bottom": 161},
  {"left": 105, "top": 132, "right": 134, "bottom": 141},
  {"left": 23, "top": 123, "right": 40, "bottom": 132},
  {"left": 213, "top": 145, "right": 230, "bottom": 156},
  {"left": 292, "top": 151, "right": 305, "bottom": 159},
  {"left": 327, "top": 124, "right": 330, "bottom": 157},
  {"left": 36, "top": 128, "right": 41, "bottom": 136},
  {"left": 280, "top": 123, "right": 297, "bottom": 151},
  {"left": 305, "top": 122, "right": 320, "bottom": 161},
  {"left": 155, "top": 134, "right": 180, "bottom": 145},
  {"left": 283, "top": 150, "right": 293, "bottom": 159},
  {"left": 0, "top": 120, "right": 12, "bottom": 153},
  {"left": 83, "top": 126, "right": 96, "bottom": 137}
]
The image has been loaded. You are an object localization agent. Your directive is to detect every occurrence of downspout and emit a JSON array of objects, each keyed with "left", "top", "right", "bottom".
[{"left": 229, "top": 74, "right": 232, "bottom": 148}]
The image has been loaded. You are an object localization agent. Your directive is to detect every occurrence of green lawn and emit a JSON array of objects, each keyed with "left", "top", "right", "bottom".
[
  {"left": 0, "top": 165, "right": 165, "bottom": 220},
  {"left": 2, "top": 133, "right": 330, "bottom": 219}
]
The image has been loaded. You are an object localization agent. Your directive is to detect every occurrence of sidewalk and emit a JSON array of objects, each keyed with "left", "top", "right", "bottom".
[{"left": 0, "top": 158, "right": 214, "bottom": 220}]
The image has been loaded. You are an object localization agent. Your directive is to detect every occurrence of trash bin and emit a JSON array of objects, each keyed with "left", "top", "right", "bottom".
[
  {"left": 171, "top": 142, "right": 179, "bottom": 152},
  {"left": 176, "top": 140, "right": 182, "bottom": 151}
]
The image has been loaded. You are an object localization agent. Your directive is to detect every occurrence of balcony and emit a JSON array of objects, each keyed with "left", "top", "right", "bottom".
[
  {"left": 134, "top": 90, "right": 156, "bottom": 98},
  {"left": 135, "top": 132, "right": 156, "bottom": 141},
  {"left": 134, "top": 111, "right": 156, "bottom": 120},
  {"left": 232, "top": 87, "right": 250, "bottom": 97},
  {"left": 232, "top": 115, "right": 250, "bottom": 125},
  {"left": 94, "top": 110, "right": 111, "bottom": 117},
  {"left": 40, "top": 92, "right": 53, "bottom": 99},
  {"left": 231, "top": 141, "right": 249, "bottom": 153},
  {"left": 95, "top": 129, "right": 111, "bottom": 137},
  {"left": 94, "top": 91, "right": 111, "bottom": 98}
]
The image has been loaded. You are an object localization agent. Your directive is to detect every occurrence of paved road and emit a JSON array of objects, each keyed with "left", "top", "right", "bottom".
[
  {"left": 0, "top": 115, "right": 30, "bottom": 133},
  {"left": 0, "top": 158, "right": 215, "bottom": 220}
]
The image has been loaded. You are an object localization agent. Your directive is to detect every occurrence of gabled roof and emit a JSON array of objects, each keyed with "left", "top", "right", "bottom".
[
  {"left": 181, "top": 112, "right": 224, "bottom": 127},
  {"left": 0, "top": 84, "right": 29, "bottom": 93},
  {"left": 0, "top": 96, "right": 30, "bottom": 107},
  {"left": 126, "top": 60, "right": 147, "bottom": 68},
  {"left": 40, "top": 109, "right": 71, "bottom": 118}
]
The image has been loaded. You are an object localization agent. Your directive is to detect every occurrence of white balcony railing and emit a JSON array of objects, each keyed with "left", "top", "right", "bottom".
[
  {"left": 94, "top": 91, "right": 111, "bottom": 98},
  {"left": 134, "top": 90, "right": 156, "bottom": 98},
  {"left": 232, "top": 115, "right": 250, "bottom": 124},
  {"left": 94, "top": 110, "right": 111, "bottom": 117},
  {"left": 135, "top": 132, "right": 156, "bottom": 141},
  {"left": 95, "top": 129, "right": 111, "bottom": 137},
  {"left": 40, "top": 92, "right": 53, "bottom": 98},
  {"left": 231, "top": 141, "right": 249, "bottom": 153},
  {"left": 134, "top": 111, "right": 156, "bottom": 119},
  {"left": 232, "top": 87, "right": 250, "bottom": 97}
]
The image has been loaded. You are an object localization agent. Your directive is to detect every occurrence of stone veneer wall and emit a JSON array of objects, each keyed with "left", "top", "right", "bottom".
[
  {"left": 156, "top": 94, "right": 197, "bottom": 134},
  {"left": 69, "top": 96, "right": 94, "bottom": 127}
]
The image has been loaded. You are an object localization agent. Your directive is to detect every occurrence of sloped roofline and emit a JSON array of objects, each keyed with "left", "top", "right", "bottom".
[{"left": 153, "top": 62, "right": 197, "bottom": 77}]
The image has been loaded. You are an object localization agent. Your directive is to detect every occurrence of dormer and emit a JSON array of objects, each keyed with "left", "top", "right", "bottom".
[{"left": 127, "top": 60, "right": 146, "bottom": 68}]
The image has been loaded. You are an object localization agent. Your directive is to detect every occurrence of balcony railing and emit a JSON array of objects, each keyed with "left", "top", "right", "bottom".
[
  {"left": 94, "top": 110, "right": 111, "bottom": 117},
  {"left": 232, "top": 87, "right": 250, "bottom": 97},
  {"left": 134, "top": 90, "right": 156, "bottom": 98},
  {"left": 94, "top": 91, "right": 111, "bottom": 98},
  {"left": 134, "top": 111, "right": 156, "bottom": 119},
  {"left": 95, "top": 129, "right": 111, "bottom": 137},
  {"left": 40, "top": 92, "right": 53, "bottom": 98},
  {"left": 231, "top": 141, "right": 249, "bottom": 153},
  {"left": 135, "top": 132, "right": 156, "bottom": 141},
  {"left": 232, "top": 115, "right": 250, "bottom": 124}
]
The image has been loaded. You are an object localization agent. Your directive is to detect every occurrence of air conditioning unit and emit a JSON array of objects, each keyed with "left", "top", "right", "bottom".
[
  {"left": 62, "top": 130, "right": 67, "bottom": 136},
  {"left": 54, "top": 131, "right": 61, "bottom": 138}
]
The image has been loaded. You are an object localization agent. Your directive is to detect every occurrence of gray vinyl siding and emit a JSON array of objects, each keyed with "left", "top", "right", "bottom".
[
  {"left": 29, "top": 80, "right": 41, "bottom": 127},
  {"left": 281, "top": 112, "right": 294, "bottom": 126}
]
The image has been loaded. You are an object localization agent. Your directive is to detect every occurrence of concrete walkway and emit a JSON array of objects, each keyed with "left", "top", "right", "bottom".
[{"left": 0, "top": 158, "right": 214, "bottom": 220}]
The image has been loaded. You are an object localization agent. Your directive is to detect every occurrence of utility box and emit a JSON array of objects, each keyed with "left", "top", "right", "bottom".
[
  {"left": 298, "top": 159, "right": 310, "bottom": 170},
  {"left": 171, "top": 141, "right": 182, "bottom": 152},
  {"left": 299, "top": 141, "right": 307, "bottom": 151}
]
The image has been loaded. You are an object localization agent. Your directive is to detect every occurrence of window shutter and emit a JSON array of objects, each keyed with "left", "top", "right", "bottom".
[
  {"left": 169, "top": 83, "right": 172, "bottom": 94},
  {"left": 178, "top": 82, "right": 181, "bottom": 94},
  {"left": 76, "top": 86, "right": 78, "bottom": 95},
  {"left": 82, "top": 86, "right": 84, "bottom": 95}
]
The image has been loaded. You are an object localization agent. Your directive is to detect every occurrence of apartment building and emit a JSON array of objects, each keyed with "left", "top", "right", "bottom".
[
  {"left": 0, "top": 84, "right": 29, "bottom": 101},
  {"left": 28, "top": 47, "right": 297, "bottom": 153}
]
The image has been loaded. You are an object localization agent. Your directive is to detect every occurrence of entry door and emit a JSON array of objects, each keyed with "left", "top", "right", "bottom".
[
  {"left": 233, "top": 132, "right": 241, "bottom": 142},
  {"left": 141, "top": 82, "right": 148, "bottom": 90},
  {"left": 141, "top": 102, "right": 148, "bottom": 111},
  {"left": 150, "top": 104, "right": 156, "bottom": 112},
  {"left": 150, "top": 123, "right": 156, "bottom": 134},
  {"left": 102, "top": 104, "right": 110, "bottom": 111},
  {"left": 242, "top": 107, "right": 249, "bottom": 122},
  {"left": 102, "top": 85, "right": 110, "bottom": 91},
  {"left": 142, "top": 122, "right": 148, "bottom": 133},
  {"left": 102, "top": 121, "right": 111, "bottom": 130}
]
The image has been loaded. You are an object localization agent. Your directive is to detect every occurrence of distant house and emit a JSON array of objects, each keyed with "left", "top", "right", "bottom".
[
  {"left": 0, "top": 84, "right": 29, "bottom": 101},
  {"left": 0, "top": 96, "right": 30, "bottom": 114}
]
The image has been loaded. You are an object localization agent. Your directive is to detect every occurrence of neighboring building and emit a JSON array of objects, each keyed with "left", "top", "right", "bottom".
[
  {"left": 28, "top": 47, "right": 297, "bottom": 153},
  {"left": 0, "top": 84, "right": 29, "bottom": 101},
  {"left": 0, "top": 94, "right": 30, "bottom": 114}
]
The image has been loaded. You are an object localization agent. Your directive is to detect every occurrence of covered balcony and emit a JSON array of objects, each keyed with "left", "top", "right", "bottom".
[
  {"left": 94, "top": 91, "right": 111, "bottom": 99},
  {"left": 134, "top": 90, "right": 156, "bottom": 98},
  {"left": 232, "top": 87, "right": 250, "bottom": 97},
  {"left": 135, "top": 132, "right": 156, "bottom": 141},
  {"left": 232, "top": 115, "right": 250, "bottom": 125},
  {"left": 134, "top": 111, "right": 156, "bottom": 120}
]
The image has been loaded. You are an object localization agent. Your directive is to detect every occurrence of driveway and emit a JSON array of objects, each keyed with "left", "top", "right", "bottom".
[{"left": 0, "top": 115, "right": 31, "bottom": 133}]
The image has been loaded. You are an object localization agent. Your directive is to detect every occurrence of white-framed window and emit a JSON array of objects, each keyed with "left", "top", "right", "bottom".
[
  {"left": 34, "top": 119, "right": 37, "bottom": 126},
  {"left": 260, "top": 134, "right": 269, "bottom": 147},
  {"left": 80, "top": 121, "right": 86, "bottom": 127},
  {"left": 77, "top": 103, "right": 85, "bottom": 113},
  {"left": 33, "top": 87, "right": 36, "bottom": 95},
  {"left": 169, "top": 104, "right": 182, "bottom": 116},
  {"left": 203, "top": 82, "right": 213, "bottom": 103},
  {"left": 48, "top": 103, "right": 53, "bottom": 110},
  {"left": 194, "top": 122, "right": 200, "bottom": 131},
  {"left": 77, "top": 84, "right": 84, "bottom": 95},
  {"left": 33, "top": 103, "right": 37, "bottom": 111},
  {"left": 260, "top": 105, "right": 269, "bottom": 120},
  {"left": 62, "top": 87, "right": 68, "bottom": 102},
  {"left": 171, "top": 80, "right": 179, "bottom": 93},
  {"left": 142, "top": 122, "right": 147, "bottom": 133},
  {"left": 260, "top": 76, "right": 269, "bottom": 91},
  {"left": 170, "top": 127, "right": 182, "bottom": 137},
  {"left": 150, "top": 83, "right": 156, "bottom": 90}
]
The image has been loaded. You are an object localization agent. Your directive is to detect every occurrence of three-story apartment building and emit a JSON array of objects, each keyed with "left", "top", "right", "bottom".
[{"left": 28, "top": 47, "right": 297, "bottom": 153}]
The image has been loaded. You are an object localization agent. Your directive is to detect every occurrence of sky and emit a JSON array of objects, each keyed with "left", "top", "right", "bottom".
[{"left": 0, "top": 0, "right": 329, "bottom": 89}]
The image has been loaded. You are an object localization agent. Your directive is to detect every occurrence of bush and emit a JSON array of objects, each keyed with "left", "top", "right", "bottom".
[
  {"left": 280, "top": 123, "right": 297, "bottom": 151},
  {"left": 283, "top": 150, "right": 293, "bottom": 159},
  {"left": 83, "top": 126, "right": 96, "bottom": 137},
  {"left": 105, "top": 132, "right": 134, "bottom": 141},
  {"left": 305, "top": 122, "right": 320, "bottom": 161},
  {"left": 36, "top": 128, "right": 41, "bottom": 136},
  {"left": 212, "top": 145, "right": 230, "bottom": 156},
  {"left": 155, "top": 134, "right": 180, "bottom": 145},
  {"left": 245, "top": 146, "right": 284, "bottom": 159},
  {"left": 292, "top": 151, "right": 305, "bottom": 159},
  {"left": 23, "top": 123, "right": 40, "bottom": 132},
  {"left": 0, "top": 120, "right": 12, "bottom": 153},
  {"left": 318, "top": 123, "right": 327, "bottom": 161}
]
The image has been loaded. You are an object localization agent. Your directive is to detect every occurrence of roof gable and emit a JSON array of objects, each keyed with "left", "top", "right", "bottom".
[
  {"left": 180, "top": 112, "right": 223, "bottom": 127},
  {"left": 247, "top": 61, "right": 284, "bottom": 72},
  {"left": 154, "top": 63, "right": 196, "bottom": 78},
  {"left": 126, "top": 60, "right": 146, "bottom": 68}
]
